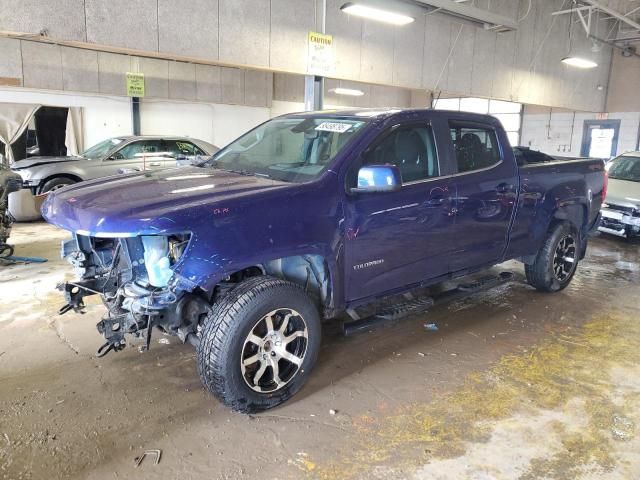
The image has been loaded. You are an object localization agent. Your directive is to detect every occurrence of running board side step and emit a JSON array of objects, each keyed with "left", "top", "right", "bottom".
[{"left": 342, "top": 272, "right": 514, "bottom": 336}]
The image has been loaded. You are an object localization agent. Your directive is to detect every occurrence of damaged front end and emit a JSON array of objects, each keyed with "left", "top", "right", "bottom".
[{"left": 58, "top": 232, "right": 210, "bottom": 357}]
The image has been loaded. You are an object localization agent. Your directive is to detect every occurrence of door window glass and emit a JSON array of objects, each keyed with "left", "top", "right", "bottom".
[
  {"left": 165, "top": 140, "right": 205, "bottom": 156},
  {"left": 434, "top": 97, "right": 522, "bottom": 148},
  {"left": 114, "top": 140, "right": 163, "bottom": 160},
  {"left": 363, "top": 125, "right": 439, "bottom": 183},
  {"left": 450, "top": 123, "right": 502, "bottom": 173}
]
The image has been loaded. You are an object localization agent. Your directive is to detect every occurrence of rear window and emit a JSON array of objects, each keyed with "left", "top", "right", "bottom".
[{"left": 449, "top": 122, "right": 502, "bottom": 173}]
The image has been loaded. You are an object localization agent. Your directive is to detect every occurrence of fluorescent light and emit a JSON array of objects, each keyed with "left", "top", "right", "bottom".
[
  {"left": 330, "top": 87, "right": 365, "bottom": 97},
  {"left": 340, "top": 3, "right": 415, "bottom": 26},
  {"left": 561, "top": 56, "right": 598, "bottom": 69}
]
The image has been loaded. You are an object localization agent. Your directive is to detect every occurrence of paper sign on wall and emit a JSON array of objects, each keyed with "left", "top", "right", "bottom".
[
  {"left": 307, "top": 31, "right": 335, "bottom": 76},
  {"left": 126, "top": 72, "right": 145, "bottom": 97}
]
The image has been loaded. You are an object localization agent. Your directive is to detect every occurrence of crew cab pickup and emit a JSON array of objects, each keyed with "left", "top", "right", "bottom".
[{"left": 42, "top": 109, "right": 606, "bottom": 412}]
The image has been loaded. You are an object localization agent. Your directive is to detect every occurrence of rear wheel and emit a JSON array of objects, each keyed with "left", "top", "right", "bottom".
[
  {"left": 39, "top": 177, "right": 77, "bottom": 194},
  {"left": 197, "top": 276, "right": 321, "bottom": 413},
  {"left": 525, "top": 222, "right": 580, "bottom": 292}
]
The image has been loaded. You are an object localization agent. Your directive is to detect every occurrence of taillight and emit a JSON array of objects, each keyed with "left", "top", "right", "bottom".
[{"left": 602, "top": 171, "right": 608, "bottom": 203}]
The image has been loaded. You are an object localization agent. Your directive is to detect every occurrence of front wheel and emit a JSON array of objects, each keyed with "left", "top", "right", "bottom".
[
  {"left": 39, "top": 177, "right": 77, "bottom": 194},
  {"left": 525, "top": 222, "right": 580, "bottom": 292},
  {"left": 197, "top": 276, "right": 321, "bottom": 413}
]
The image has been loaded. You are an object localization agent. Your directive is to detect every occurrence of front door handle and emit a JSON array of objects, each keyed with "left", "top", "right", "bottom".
[
  {"left": 425, "top": 196, "right": 445, "bottom": 207},
  {"left": 149, "top": 162, "right": 162, "bottom": 167}
]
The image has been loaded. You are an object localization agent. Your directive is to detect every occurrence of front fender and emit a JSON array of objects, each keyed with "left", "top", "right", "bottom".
[{"left": 30, "top": 163, "right": 86, "bottom": 185}]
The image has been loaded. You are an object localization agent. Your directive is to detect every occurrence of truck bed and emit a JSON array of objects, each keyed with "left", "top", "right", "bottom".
[{"left": 505, "top": 157, "right": 606, "bottom": 261}]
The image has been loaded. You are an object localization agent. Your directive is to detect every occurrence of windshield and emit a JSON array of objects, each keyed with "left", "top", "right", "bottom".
[
  {"left": 81, "top": 138, "right": 125, "bottom": 159},
  {"left": 206, "top": 116, "right": 367, "bottom": 182},
  {"left": 608, "top": 156, "right": 640, "bottom": 182}
]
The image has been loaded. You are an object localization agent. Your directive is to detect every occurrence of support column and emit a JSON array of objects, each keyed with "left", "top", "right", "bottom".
[
  {"left": 304, "top": 0, "right": 327, "bottom": 111},
  {"left": 131, "top": 97, "right": 141, "bottom": 135},
  {"left": 304, "top": 75, "right": 324, "bottom": 111}
]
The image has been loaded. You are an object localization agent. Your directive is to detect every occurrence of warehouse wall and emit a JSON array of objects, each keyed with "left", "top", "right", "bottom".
[
  {"left": 140, "top": 100, "right": 270, "bottom": 147},
  {"left": 0, "top": 0, "right": 612, "bottom": 111},
  {"left": 0, "top": 86, "right": 272, "bottom": 149},
  {"left": 521, "top": 105, "right": 640, "bottom": 157},
  {"left": 0, "top": 87, "right": 132, "bottom": 147},
  {"left": 0, "top": 38, "right": 275, "bottom": 108},
  {"left": 606, "top": 52, "right": 640, "bottom": 113}
]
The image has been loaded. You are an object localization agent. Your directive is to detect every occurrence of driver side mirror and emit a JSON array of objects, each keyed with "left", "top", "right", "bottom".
[{"left": 350, "top": 165, "right": 402, "bottom": 194}]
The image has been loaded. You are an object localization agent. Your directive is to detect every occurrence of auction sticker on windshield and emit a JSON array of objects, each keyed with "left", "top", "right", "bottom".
[{"left": 315, "top": 122, "right": 353, "bottom": 133}]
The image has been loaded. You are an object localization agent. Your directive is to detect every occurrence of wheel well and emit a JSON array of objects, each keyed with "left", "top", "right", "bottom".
[
  {"left": 551, "top": 204, "right": 586, "bottom": 234},
  {"left": 223, "top": 255, "right": 330, "bottom": 305},
  {"left": 39, "top": 174, "right": 82, "bottom": 191}
]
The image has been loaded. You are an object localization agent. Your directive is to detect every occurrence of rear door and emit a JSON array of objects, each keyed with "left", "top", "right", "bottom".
[
  {"left": 163, "top": 139, "right": 208, "bottom": 167},
  {"left": 447, "top": 120, "right": 518, "bottom": 272},
  {"left": 344, "top": 119, "right": 457, "bottom": 301}
]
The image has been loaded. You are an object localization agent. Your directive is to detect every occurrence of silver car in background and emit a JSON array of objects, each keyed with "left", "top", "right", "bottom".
[
  {"left": 599, "top": 151, "right": 640, "bottom": 239},
  {"left": 11, "top": 136, "right": 218, "bottom": 194}
]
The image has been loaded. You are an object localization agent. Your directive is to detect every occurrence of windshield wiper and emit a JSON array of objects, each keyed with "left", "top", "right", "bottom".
[
  {"left": 217, "top": 167, "right": 271, "bottom": 179},
  {"left": 268, "top": 162, "right": 308, "bottom": 169}
]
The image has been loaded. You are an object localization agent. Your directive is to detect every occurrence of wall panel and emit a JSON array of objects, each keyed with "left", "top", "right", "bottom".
[
  {"left": 1, "top": 0, "right": 617, "bottom": 111},
  {"left": 85, "top": 0, "right": 158, "bottom": 52},
  {"left": 158, "top": 0, "right": 219, "bottom": 59}
]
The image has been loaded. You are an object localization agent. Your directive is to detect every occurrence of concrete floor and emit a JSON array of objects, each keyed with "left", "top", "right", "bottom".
[{"left": 0, "top": 222, "right": 639, "bottom": 480}]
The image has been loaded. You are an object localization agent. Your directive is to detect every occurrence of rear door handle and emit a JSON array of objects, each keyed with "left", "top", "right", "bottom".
[
  {"left": 149, "top": 162, "right": 162, "bottom": 167},
  {"left": 496, "top": 183, "right": 514, "bottom": 194}
]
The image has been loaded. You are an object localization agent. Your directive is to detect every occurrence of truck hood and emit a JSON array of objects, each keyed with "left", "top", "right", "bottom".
[
  {"left": 605, "top": 178, "right": 640, "bottom": 209},
  {"left": 42, "top": 167, "right": 291, "bottom": 236},
  {"left": 12, "top": 155, "right": 84, "bottom": 170}
]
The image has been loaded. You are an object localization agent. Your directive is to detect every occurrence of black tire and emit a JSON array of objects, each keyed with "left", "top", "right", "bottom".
[
  {"left": 525, "top": 222, "right": 580, "bottom": 292},
  {"left": 39, "top": 177, "right": 77, "bottom": 194},
  {"left": 197, "top": 276, "right": 321, "bottom": 413}
]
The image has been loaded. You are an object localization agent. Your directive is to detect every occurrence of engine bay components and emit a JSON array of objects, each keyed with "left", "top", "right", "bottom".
[{"left": 57, "top": 232, "right": 200, "bottom": 356}]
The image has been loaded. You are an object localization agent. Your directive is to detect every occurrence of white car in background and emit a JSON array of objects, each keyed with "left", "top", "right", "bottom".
[{"left": 599, "top": 151, "right": 640, "bottom": 239}]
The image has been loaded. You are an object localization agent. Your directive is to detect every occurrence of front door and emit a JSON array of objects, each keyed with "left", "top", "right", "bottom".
[
  {"left": 447, "top": 120, "right": 519, "bottom": 272},
  {"left": 344, "top": 122, "right": 456, "bottom": 302},
  {"left": 96, "top": 139, "right": 167, "bottom": 178}
]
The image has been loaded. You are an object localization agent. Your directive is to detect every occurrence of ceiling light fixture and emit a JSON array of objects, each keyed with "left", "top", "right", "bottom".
[
  {"left": 340, "top": 3, "right": 415, "bottom": 26},
  {"left": 561, "top": 56, "right": 598, "bottom": 69},
  {"left": 329, "top": 87, "right": 365, "bottom": 96},
  {"left": 560, "top": 4, "right": 598, "bottom": 70}
]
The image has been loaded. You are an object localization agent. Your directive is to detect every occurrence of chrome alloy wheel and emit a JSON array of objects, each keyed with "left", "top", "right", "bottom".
[
  {"left": 49, "top": 182, "right": 71, "bottom": 191},
  {"left": 553, "top": 234, "right": 577, "bottom": 281},
  {"left": 240, "top": 308, "right": 308, "bottom": 393}
]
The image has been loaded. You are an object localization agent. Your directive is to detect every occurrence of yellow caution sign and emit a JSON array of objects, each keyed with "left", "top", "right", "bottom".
[
  {"left": 307, "top": 31, "right": 335, "bottom": 76},
  {"left": 126, "top": 72, "right": 145, "bottom": 97}
]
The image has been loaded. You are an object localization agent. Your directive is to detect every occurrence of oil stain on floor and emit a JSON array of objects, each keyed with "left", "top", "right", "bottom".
[{"left": 305, "top": 310, "right": 640, "bottom": 480}]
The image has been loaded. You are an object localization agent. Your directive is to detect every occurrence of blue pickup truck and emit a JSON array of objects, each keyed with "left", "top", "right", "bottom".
[{"left": 42, "top": 109, "right": 606, "bottom": 412}]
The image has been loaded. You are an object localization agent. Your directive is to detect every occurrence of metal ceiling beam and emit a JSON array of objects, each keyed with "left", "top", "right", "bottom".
[
  {"left": 551, "top": 5, "right": 593, "bottom": 16},
  {"left": 411, "top": 0, "right": 518, "bottom": 31},
  {"left": 581, "top": 0, "right": 640, "bottom": 32}
]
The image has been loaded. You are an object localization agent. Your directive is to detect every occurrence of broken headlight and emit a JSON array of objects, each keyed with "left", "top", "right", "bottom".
[{"left": 140, "top": 234, "right": 190, "bottom": 288}]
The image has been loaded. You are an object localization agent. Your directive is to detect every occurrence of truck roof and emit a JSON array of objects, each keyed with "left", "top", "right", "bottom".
[{"left": 285, "top": 108, "right": 501, "bottom": 124}]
